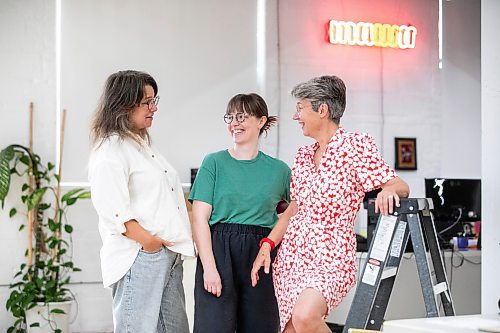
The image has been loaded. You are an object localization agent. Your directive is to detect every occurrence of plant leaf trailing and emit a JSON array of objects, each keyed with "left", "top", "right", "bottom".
[{"left": 1, "top": 144, "right": 90, "bottom": 332}]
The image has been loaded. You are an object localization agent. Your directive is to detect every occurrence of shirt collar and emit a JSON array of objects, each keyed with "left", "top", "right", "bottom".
[{"left": 306, "top": 126, "right": 345, "bottom": 154}]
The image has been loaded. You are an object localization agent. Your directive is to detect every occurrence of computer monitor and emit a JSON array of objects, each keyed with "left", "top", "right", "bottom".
[
  {"left": 425, "top": 178, "right": 481, "bottom": 248},
  {"left": 425, "top": 178, "right": 481, "bottom": 222}
]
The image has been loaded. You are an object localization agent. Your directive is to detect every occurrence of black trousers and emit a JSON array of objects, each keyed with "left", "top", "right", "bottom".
[{"left": 194, "top": 223, "right": 279, "bottom": 333}]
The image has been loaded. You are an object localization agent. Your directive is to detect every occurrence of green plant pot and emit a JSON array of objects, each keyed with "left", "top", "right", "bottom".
[{"left": 25, "top": 301, "right": 72, "bottom": 333}]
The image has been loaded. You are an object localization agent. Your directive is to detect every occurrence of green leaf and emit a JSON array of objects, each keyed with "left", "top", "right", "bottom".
[
  {"left": 48, "top": 239, "right": 58, "bottom": 249},
  {"left": 18, "top": 224, "right": 25, "bottom": 231},
  {"left": 46, "top": 280, "right": 56, "bottom": 289},
  {"left": 48, "top": 219, "right": 58, "bottom": 232},
  {"left": 48, "top": 162, "right": 55, "bottom": 170},
  {"left": 61, "top": 188, "right": 84, "bottom": 202},
  {"left": 0, "top": 146, "right": 16, "bottom": 203},
  {"left": 50, "top": 308, "right": 65, "bottom": 314},
  {"left": 64, "top": 225, "right": 73, "bottom": 233},
  {"left": 78, "top": 191, "right": 91, "bottom": 199},
  {"left": 39, "top": 203, "right": 51, "bottom": 210},
  {"left": 27, "top": 187, "right": 48, "bottom": 210},
  {"left": 19, "top": 155, "right": 30, "bottom": 166},
  {"left": 9, "top": 208, "right": 17, "bottom": 217},
  {"left": 66, "top": 198, "right": 77, "bottom": 206},
  {"left": 30, "top": 322, "right": 40, "bottom": 327},
  {"left": 22, "top": 183, "right": 29, "bottom": 191},
  {"left": 35, "top": 278, "right": 43, "bottom": 289}
]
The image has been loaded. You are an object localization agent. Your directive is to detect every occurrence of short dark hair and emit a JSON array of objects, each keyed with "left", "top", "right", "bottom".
[
  {"left": 226, "top": 93, "right": 277, "bottom": 136},
  {"left": 291, "top": 75, "right": 346, "bottom": 124}
]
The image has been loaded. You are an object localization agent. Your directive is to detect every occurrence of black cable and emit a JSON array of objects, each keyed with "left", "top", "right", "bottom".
[
  {"left": 452, "top": 250, "right": 481, "bottom": 265},
  {"left": 438, "top": 208, "right": 463, "bottom": 235}
]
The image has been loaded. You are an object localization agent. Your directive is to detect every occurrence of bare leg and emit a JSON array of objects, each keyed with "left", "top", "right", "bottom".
[
  {"left": 290, "top": 288, "right": 331, "bottom": 333},
  {"left": 283, "top": 320, "right": 297, "bottom": 333}
]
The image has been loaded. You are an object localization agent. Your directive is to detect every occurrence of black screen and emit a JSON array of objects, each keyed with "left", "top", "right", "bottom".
[{"left": 425, "top": 178, "right": 481, "bottom": 221}]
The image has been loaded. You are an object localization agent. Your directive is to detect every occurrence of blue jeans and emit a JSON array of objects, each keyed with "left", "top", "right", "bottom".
[{"left": 112, "top": 247, "right": 189, "bottom": 333}]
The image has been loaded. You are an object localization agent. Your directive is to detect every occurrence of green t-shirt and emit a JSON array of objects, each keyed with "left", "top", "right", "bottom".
[{"left": 189, "top": 150, "right": 291, "bottom": 228}]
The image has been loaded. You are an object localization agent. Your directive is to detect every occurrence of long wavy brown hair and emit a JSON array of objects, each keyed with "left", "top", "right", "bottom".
[{"left": 91, "top": 70, "right": 158, "bottom": 147}]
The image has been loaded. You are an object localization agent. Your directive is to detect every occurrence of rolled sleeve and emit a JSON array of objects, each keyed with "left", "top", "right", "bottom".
[
  {"left": 355, "top": 134, "right": 396, "bottom": 192},
  {"left": 89, "top": 159, "right": 137, "bottom": 234}
]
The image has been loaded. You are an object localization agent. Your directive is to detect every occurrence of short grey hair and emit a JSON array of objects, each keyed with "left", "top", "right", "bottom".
[{"left": 291, "top": 75, "right": 346, "bottom": 124}]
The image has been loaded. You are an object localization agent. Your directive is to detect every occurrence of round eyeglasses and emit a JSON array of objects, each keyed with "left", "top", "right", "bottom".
[
  {"left": 223, "top": 113, "right": 248, "bottom": 124},
  {"left": 140, "top": 96, "right": 160, "bottom": 110}
]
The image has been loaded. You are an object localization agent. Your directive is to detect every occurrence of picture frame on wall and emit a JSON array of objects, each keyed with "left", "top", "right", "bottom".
[{"left": 395, "top": 137, "right": 417, "bottom": 170}]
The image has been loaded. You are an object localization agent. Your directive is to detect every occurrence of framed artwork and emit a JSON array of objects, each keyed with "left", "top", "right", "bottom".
[{"left": 395, "top": 137, "right": 417, "bottom": 170}]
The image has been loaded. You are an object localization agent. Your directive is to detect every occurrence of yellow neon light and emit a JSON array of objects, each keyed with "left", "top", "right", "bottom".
[{"left": 328, "top": 20, "right": 417, "bottom": 49}]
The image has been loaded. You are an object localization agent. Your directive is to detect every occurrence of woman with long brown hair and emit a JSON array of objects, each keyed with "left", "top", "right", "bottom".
[{"left": 89, "top": 70, "right": 195, "bottom": 333}]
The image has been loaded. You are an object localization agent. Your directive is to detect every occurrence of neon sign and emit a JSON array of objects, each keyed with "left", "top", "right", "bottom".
[{"left": 328, "top": 20, "right": 417, "bottom": 49}]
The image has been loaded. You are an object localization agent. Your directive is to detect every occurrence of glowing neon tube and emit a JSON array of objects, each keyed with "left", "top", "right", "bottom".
[{"left": 328, "top": 20, "right": 417, "bottom": 49}]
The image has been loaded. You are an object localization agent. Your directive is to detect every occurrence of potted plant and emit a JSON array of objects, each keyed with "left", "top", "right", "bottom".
[{"left": 0, "top": 108, "right": 90, "bottom": 333}]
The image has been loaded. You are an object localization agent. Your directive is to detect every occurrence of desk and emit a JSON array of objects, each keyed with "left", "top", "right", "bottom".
[
  {"left": 327, "top": 250, "right": 481, "bottom": 324},
  {"left": 382, "top": 314, "right": 500, "bottom": 333}
]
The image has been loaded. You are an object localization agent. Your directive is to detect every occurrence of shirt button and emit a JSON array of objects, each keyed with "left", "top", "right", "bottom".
[
  {"left": 171, "top": 188, "right": 174, "bottom": 191},
  {"left": 164, "top": 170, "right": 168, "bottom": 173},
  {"left": 151, "top": 154, "right": 155, "bottom": 158},
  {"left": 115, "top": 213, "right": 119, "bottom": 217}
]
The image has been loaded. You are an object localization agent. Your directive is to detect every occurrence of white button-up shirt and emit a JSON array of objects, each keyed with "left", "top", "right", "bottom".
[{"left": 88, "top": 135, "right": 195, "bottom": 288}]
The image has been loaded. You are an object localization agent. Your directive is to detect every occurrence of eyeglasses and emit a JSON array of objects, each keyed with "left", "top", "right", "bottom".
[
  {"left": 223, "top": 113, "right": 248, "bottom": 124},
  {"left": 295, "top": 104, "right": 302, "bottom": 116},
  {"left": 140, "top": 96, "right": 160, "bottom": 110},
  {"left": 295, "top": 100, "right": 320, "bottom": 116}
]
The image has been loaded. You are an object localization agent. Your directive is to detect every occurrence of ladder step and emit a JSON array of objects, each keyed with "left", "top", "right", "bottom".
[
  {"left": 381, "top": 267, "right": 398, "bottom": 279},
  {"left": 433, "top": 282, "right": 448, "bottom": 295}
]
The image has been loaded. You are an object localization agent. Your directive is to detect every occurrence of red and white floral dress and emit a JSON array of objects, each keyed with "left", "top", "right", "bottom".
[{"left": 273, "top": 127, "right": 396, "bottom": 331}]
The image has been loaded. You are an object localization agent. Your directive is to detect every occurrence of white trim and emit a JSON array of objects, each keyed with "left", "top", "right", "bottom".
[
  {"left": 55, "top": 0, "right": 62, "bottom": 168},
  {"left": 60, "top": 182, "right": 90, "bottom": 188},
  {"left": 438, "top": 0, "right": 443, "bottom": 69},
  {"left": 256, "top": 0, "right": 266, "bottom": 94}
]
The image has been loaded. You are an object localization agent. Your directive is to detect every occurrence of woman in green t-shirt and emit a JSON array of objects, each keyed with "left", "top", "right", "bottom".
[{"left": 189, "top": 93, "right": 291, "bottom": 333}]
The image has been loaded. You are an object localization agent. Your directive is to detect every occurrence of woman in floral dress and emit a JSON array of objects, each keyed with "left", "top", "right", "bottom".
[{"left": 251, "top": 75, "right": 409, "bottom": 333}]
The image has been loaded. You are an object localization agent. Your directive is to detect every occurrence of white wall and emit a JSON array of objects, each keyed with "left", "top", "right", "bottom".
[
  {"left": 441, "top": 0, "right": 481, "bottom": 178},
  {"left": 481, "top": 0, "right": 500, "bottom": 315},
  {"left": 0, "top": 0, "right": 490, "bottom": 331},
  {"left": 0, "top": 0, "right": 57, "bottom": 328},
  {"left": 277, "top": 0, "right": 443, "bottom": 199},
  {"left": 60, "top": 0, "right": 280, "bottom": 184}
]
